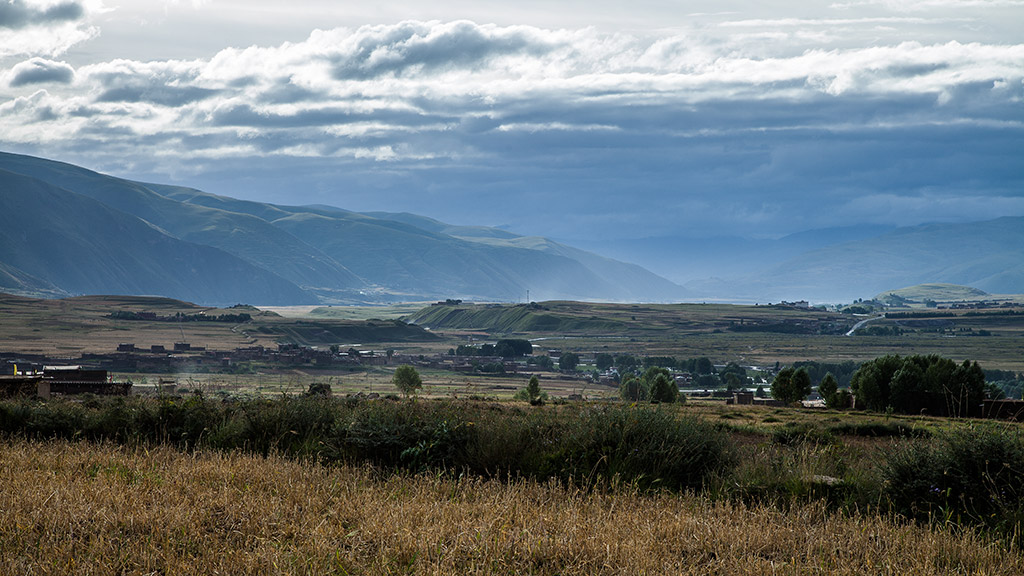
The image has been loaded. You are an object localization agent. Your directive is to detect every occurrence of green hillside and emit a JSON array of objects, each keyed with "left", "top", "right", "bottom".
[
  {"left": 0, "top": 153, "right": 364, "bottom": 295},
  {"left": 405, "top": 302, "right": 627, "bottom": 333},
  {"left": 0, "top": 170, "right": 313, "bottom": 305},
  {"left": 875, "top": 284, "right": 990, "bottom": 304}
]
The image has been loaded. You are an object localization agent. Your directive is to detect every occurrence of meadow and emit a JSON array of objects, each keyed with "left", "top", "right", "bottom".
[
  {"left": 3, "top": 436, "right": 1022, "bottom": 575},
  {"left": 3, "top": 294, "right": 1024, "bottom": 572},
  {"left": 0, "top": 394, "right": 1022, "bottom": 575}
]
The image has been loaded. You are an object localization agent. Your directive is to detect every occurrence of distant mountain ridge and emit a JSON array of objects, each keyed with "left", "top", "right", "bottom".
[
  {"left": 0, "top": 151, "right": 688, "bottom": 305},
  {"left": 687, "top": 217, "right": 1024, "bottom": 303}
]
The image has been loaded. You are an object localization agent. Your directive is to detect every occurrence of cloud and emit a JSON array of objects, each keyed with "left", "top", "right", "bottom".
[
  {"left": 831, "top": 0, "right": 1024, "bottom": 10},
  {"left": 0, "top": 1, "right": 84, "bottom": 30},
  {"left": 1, "top": 19, "right": 1022, "bottom": 241},
  {"left": 0, "top": 0, "right": 98, "bottom": 57},
  {"left": 8, "top": 57, "right": 75, "bottom": 86}
]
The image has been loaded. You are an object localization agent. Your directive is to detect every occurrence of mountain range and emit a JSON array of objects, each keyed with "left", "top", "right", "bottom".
[
  {"left": 682, "top": 217, "right": 1024, "bottom": 303},
  {"left": 0, "top": 152, "right": 686, "bottom": 305},
  {"left": 2, "top": 151, "right": 1021, "bottom": 306}
]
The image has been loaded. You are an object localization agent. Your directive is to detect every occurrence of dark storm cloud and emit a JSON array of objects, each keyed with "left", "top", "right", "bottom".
[
  {"left": 9, "top": 58, "right": 74, "bottom": 86},
  {"left": 0, "top": 0, "right": 84, "bottom": 29}
]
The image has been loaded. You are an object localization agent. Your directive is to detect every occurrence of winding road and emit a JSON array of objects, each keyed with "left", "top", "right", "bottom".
[{"left": 845, "top": 315, "right": 886, "bottom": 336}]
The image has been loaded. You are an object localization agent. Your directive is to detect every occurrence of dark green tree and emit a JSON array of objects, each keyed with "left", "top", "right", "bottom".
[
  {"left": 615, "top": 354, "right": 640, "bottom": 374},
  {"left": 515, "top": 375, "right": 547, "bottom": 405},
  {"left": 529, "top": 355, "right": 554, "bottom": 370},
  {"left": 649, "top": 373, "right": 679, "bottom": 403},
  {"left": 495, "top": 339, "right": 533, "bottom": 358},
  {"left": 771, "top": 367, "right": 811, "bottom": 404},
  {"left": 595, "top": 353, "right": 615, "bottom": 371},
  {"left": 850, "top": 354, "right": 903, "bottom": 412},
  {"left": 559, "top": 352, "right": 580, "bottom": 371},
  {"left": 719, "top": 362, "right": 749, "bottom": 389},
  {"left": 392, "top": 364, "right": 422, "bottom": 397},
  {"left": 695, "top": 357, "right": 715, "bottom": 375},
  {"left": 619, "top": 374, "right": 648, "bottom": 402},
  {"left": 817, "top": 372, "right": 839, "bottom": 409}
]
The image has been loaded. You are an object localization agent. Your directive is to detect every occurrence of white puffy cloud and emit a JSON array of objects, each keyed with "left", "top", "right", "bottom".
[
  {"left": 7, "top": 57, "right": 75, "bottom": 86},
  {"left": 0, "top": 0, "right": 102, "bottom": 57}
]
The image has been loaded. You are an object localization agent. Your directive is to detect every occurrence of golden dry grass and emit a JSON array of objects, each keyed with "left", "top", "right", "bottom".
[{"left": 0, "top": 438, "right": 1020, "bottom": 575}]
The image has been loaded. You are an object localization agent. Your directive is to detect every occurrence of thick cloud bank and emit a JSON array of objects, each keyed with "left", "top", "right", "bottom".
[{"left": 1, "top": 13, "right": 1022, "bottom": 240}]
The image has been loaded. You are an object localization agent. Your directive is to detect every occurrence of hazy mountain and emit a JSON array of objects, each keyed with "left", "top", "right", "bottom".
[
  {"left": 0, "top": 169, "right": 315, "bottom": 305},
  {"left": 688, "top": 218, "right": 1024, "bottom": 303},
  {"left": 567, "top": 225, "right": 898, "bottom": 286},
  {"left": 0, "top": 153, "right": 365, "bottom": 300},
  {"left": 0, "top": 152, "right": 689, "bottom": 304}
]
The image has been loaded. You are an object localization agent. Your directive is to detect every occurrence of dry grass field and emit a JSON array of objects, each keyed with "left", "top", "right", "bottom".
[{"left": 1, "top": 437, "right": 1020, "bottom": 575}]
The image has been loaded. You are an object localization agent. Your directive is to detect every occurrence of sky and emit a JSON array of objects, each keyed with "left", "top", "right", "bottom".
[{"left": 2, "top": 0, "right": 1023, "bottom": 262}]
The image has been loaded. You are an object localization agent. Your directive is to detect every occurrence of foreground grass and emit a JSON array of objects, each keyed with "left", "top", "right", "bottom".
[{"left": 0, "top": 438, "right": 1020, "bottom": 575}]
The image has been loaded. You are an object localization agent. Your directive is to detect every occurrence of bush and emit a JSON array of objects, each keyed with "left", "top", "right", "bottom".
[
  {"left": 529, "top": 405, "right": 734, "bottom": 490},
  {"left": 0, "top": 396, "right": 736, "bottom": 495},
  {"left": 882, "top": 426, "right": 1024, "bottom": 538}
]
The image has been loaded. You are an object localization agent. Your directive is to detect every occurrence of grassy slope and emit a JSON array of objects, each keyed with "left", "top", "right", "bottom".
[
  {"left": 875, "top": 283, "right": 991, "bottom": 302},
  {"left": 405, "top": 301, "right": 850, "bottom": 335},
  {"left": 0, "top": 153, "right": 362, "bottom": 293},
  {"left": 0, "top": 170, "right": 313, "bottom": 305}
]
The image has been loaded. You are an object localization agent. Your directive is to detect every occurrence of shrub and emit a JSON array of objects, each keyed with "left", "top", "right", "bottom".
[
  {"left": 882, "top": 426, "right": 1024, "bottom": 538},
  {"left": 392, "top": 365, "right": 423, "bottom": 397},
  {"left": 531, "top": 405, "right": 734, "bottom": 490}
]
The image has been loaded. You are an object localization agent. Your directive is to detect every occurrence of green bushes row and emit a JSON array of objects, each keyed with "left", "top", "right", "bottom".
[{"left": 0, "top": 395, "right": 732, "bottom": 491}]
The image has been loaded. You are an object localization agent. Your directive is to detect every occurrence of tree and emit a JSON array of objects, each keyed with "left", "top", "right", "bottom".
[
  {"left": 559, "top": 352, "right": 579, "bottom": 371},
  {"left": 695, "top": 357, "right": 715, "bottom": 375},
  {"left": 529, "top": 355, "right": 554, "bottom": 370},
  {"left": 649, "top": 373, "right": 679, "bottom": 403},
  {"left": 850, "top": 354, "right": 986, "bottom": 416},
  {"left": 495, "top": 339, "right": 533, "bottom": 358},
  {"left": 595, "top": 353, "right": 615, "bottom": 371},
  {"left": 515, "top": 375, "right": 547, "bottom": 405},
  {"left": 392, "top": 364, "right": 422, "bottom": 397},
  {"left": 619, "top": 374, "right": 648, "bottom": 401},
  {"left": 771, "top": 366, "right": 811, "bottom": 405},
  {"left": 615, "top": 354, "right": 640, "bottom": 375},
  {"left": 947, "top": 360, "right": 985, "bottom": 417},
  {"left": 818, "top": 372, "right": 839, "bottom": 409},
  {"left": 719, "top": 362, "right": 748, "bottom": 390}
]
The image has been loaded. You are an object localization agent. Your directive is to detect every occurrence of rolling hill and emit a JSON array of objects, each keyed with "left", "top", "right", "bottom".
[
  {"left": 0, "top": 169, "right": 314, "bottom": 305},
  {"left": 0, "top": 152, "right": 688, "bottom": 305}
]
